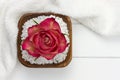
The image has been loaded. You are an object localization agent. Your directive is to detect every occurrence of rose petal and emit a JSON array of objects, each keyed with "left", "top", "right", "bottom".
[
  {"left": 27, "top": 49, "right": 40, "bottom": 57},
  {"left": 39, "top": 44, "right": 58, "bottom": 55},
  {"left": 39, "top": 18, "right": 61, "bottom": 32},
  {"left": 32, "top": 33, "right": 40, "bottom": 49},
  {"left": 28, "top": 25, "right": 41, "bottom": 36},
  {"left": 41, "top": 53, "right": 56, "bottom": 60},
  {"left": 49, "top": 30, "right": 67, "bottom": 53},
  {"left": 22, "top": 37, "right": 40, "bottom": 57},
  {"left": 58, "top": 34, "right": 68, "bottom": 52}
]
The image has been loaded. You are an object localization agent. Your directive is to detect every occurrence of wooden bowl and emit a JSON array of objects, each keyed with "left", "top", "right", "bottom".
[{"left": 17, "top": 13, "right": 72, "bottom": 68}]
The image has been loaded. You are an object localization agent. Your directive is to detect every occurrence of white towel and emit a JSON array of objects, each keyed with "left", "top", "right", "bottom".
[{"left": 0, "top": 0, "right": 119, "bottom": 79}]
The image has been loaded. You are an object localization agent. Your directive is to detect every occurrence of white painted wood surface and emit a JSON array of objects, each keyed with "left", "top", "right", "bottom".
[
  {"left": 8, "top": 23, "right": 120, "bottom": 80},
  {"left": 8, "top": 58, "right": 120, "bottom": 80}
]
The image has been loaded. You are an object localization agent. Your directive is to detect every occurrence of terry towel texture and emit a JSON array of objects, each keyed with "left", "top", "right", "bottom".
[{"left": 0, "top": 0, "right": 119, "bottom": 79}]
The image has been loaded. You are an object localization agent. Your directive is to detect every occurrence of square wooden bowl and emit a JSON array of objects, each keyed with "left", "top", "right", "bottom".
[{"left": 17, "top": 13, "right": 72, "bottom": 68}]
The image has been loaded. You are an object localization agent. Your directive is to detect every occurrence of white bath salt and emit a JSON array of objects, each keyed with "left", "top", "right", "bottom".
[{"left": 21, "top": 15, "right": 70, "bottom": 65}]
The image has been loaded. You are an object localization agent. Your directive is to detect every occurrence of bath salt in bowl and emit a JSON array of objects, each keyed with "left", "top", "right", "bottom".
[{"left": 17, "top": 13, "right": 72, "bottom": 68}]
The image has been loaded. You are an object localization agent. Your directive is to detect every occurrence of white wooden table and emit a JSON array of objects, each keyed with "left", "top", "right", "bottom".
[{"left": 8, "top": 23, "right": 120, "bottom": 80}]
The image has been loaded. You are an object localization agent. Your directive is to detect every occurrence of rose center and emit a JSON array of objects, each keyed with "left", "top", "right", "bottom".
[{"left": 44, "top": 36, "right": 50, "bottom": 44}]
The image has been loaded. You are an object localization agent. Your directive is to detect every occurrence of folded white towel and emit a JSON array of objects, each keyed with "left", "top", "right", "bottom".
[{"left": 0, "top": 0, "right": 119, "bottom": 79}]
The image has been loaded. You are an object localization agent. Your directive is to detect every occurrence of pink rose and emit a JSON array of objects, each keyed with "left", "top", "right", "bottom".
[{"left": 22, "top": 18, "right": 68, "bottom": 60}]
